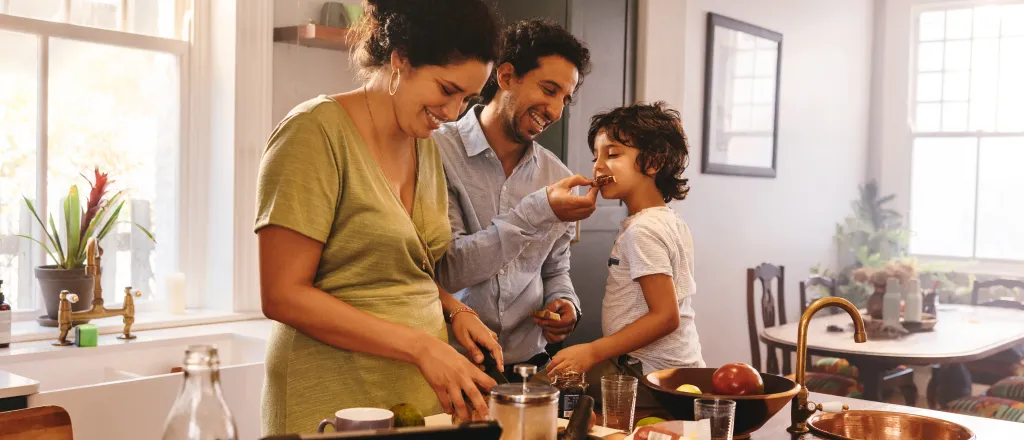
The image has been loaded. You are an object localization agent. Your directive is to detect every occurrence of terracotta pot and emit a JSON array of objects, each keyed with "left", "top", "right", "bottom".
[
  {"left": 867, "top": 285, "right": 886, "bottom": 320},
  {"left": 35, "top": 266, "right": 94, "bottom": 326}
]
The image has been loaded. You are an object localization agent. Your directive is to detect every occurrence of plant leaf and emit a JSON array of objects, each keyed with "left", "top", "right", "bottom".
[
  {"left": 66, "top": 186, "right": 81, "bottom": 264},
  {"left": 48, "top": 214, "right": 65, "bottom": 267},
  {"left": 21, "top": 196, "right": 62, "bottom": 259},
  {"left": 15, "top": 234, "right": 60, "bottom": 267},
  {"left": 95, "top": 201, "right": 125, "bottom": 242}
]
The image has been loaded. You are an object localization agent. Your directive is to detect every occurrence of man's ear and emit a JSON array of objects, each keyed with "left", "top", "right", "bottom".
[{"left": 496, "top": 62, "right": 517, "bottom": 91}]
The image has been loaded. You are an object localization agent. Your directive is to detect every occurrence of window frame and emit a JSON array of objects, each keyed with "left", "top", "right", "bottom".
[
  {"left": 875, "top": 0, "right": 1024, "bottom": 275},
  {"left": 0, "top": 6, "right": 191, "bottom": 320}
]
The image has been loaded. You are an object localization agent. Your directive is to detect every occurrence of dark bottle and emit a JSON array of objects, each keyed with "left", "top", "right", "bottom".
[
  {"left": 0, "top": 280, "right": 10, "bottom": 348},
  {"left": 553, "top": 370, "right": 587, "bottom": 419}
]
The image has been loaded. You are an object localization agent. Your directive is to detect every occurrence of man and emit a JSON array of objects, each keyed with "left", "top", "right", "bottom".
[{"left": 434, "top": 19, "right": 594, "bottom": 379}]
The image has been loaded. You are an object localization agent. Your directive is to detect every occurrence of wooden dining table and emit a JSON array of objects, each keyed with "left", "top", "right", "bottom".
[{"left": 760, "top": 304, "right": 1024, "bottom": 402}]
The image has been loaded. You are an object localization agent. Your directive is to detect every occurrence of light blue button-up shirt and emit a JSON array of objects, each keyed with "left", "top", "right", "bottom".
[{"left": 433, "top": 106, "right": 580, "bottom": 364}]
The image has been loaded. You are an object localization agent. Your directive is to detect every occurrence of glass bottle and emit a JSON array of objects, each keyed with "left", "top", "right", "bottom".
[
  {"left": 553, "top": 370, "right": 587, "bottom": 419},
  {"left": 162, "top": 345, "right": 238, "bottom": 440}
]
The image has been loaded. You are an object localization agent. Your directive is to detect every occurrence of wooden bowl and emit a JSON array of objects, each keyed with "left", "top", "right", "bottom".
[{"left": 642, "top": 368, "right": 800, "bottom": 439}]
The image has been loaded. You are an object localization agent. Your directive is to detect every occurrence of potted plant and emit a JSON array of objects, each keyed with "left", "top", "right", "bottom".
[
  {"left": 811, "top": 180, "right": 961, "bottom": 312},
  {"left": 17, "top": 168, "right": 154, "bottom": 326}
]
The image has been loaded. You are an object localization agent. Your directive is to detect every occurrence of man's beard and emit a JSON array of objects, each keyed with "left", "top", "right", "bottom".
[{"left": 500, "top": 94, "right": 534, "bottom": 145}]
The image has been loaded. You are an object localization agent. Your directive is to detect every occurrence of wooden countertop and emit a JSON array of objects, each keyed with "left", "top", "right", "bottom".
[{"left": 617, "top": 391, "right": 1024, "bottom": 439}]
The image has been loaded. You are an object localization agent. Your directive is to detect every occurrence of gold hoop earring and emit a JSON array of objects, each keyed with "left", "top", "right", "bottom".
[{"left": 388, "top": 68, "right": 401, "bottom": 96}]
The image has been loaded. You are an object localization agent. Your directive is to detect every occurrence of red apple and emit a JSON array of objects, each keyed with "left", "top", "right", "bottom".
[{"left": 711, "top": 362, "right": 765, "bottom": 396}]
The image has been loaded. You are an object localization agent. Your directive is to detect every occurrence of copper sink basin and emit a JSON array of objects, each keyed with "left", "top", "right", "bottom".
[{"left": 808, "top": 410, "right": 975, "bottom": 440}]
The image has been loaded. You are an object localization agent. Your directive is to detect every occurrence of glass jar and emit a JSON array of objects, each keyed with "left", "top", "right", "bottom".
[
  {"left": 161, "top": 345, "right": 238, "bottom": 440},
  {"left": 553, "top": 370, "right": 588, "bottom": 419},
  {"left": 489, "top": 382, "right": 559, "bottom": 440}
]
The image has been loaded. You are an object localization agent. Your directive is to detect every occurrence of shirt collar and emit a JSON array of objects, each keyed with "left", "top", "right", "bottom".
[{"left": 457, "top": 105, "right": 541, "bottom": 168}]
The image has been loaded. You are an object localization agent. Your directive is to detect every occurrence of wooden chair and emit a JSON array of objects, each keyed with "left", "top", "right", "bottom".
[
  {"left": 0, "top": 406, "right": 73, "bottom": 440},
  {"left": 747, "top": 264, "right": 860, "bottom": 397},
  {"left": 799, "top": 275, "right": 836, "bottom": 314}
]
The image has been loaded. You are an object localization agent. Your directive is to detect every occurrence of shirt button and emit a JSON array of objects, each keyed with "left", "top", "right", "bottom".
[{"left": 499, "top": 269, "right": 506, "bottom": 275}]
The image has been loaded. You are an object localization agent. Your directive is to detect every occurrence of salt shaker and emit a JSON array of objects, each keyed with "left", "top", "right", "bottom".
[
  {"left": 904, "top": 278, "right": 923, "bottom": 323},
  {"left": 883, "top": 278, "right": 902, "bottom": 327}
]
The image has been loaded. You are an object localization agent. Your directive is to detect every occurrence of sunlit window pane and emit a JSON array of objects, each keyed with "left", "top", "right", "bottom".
[
  {"left": 918, "top": 42, "right": 945, "bottom": 72},
  {"left": 943, "top": 71, "right": 970, "bottom": 102},
  {"left": 46, "top": 38, "right": 180, "bottom": 300},
  {"left": 942, "top": 102, "right": 969, "bottom": 132},
  {"left": 920, "top": 11, "right": 946, "bottom": 41},
  {"left": 944, "top": 40, "right": 971, "bottom": 71},
  {"left": 1003, "top": 4, "right": 1024, "bottom": 37},
  {"left": 973, "top": 6, "right": 1000, "bottom": 38},
  {"left": 945, "top": 9, "right": 972, "bottom": 40},
  {"left": 909, "top": 138, "right": 977, "bottom": 257},
  {"left": 7, "top": 0, "right": 63, "bottom": 22},
  {"left": 975, "top": 138, "right": 1024, "bottom": 260},
  {"left": 0, "top": 30, "right": 40, "bottom": 312},
  {"left": 70, "top": 0, "right": 122, "bottom": 31},
  {"left": 917, "top": 73, "right": 943, "bottom": 102},
  {"left": 130, "top": 0, "right": 184, "bottom": 39},
  {"left": 916, "top": 103, "right": 942, "bottom": 132}
]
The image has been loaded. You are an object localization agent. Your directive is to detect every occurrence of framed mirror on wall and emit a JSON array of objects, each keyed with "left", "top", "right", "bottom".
[{"left": 701, "top": 13, "right": 783, "bottom": 178}]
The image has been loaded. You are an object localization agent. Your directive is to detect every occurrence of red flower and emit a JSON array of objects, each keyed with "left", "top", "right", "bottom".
[{"left": 80, "top": 167, "right": 112, "bottom": 241}]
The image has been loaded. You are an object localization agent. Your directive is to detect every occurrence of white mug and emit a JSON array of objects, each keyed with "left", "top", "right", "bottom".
[{"left": 318, "top": 408, "right": 394, "bottom": 433}]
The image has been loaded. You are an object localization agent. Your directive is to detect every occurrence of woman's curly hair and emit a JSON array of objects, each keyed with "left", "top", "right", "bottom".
[{"left": 348, "top": 0, "right": 500, "bottom": 81}]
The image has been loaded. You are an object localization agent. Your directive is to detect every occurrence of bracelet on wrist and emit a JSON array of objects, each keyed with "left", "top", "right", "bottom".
[{"left": 447, "top": 306, "right": 478, "bottom": 323}]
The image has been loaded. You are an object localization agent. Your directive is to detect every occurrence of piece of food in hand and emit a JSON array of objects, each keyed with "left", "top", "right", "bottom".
[
  {"left": 711, "top": 362, "right": 765, "bottom": 396},
  {"left": 592, "top": 175, "right": 617, "bottom": 186},
  {"left": 675, "top": 384, "right": 701, "bottom": 394},
  {"left": 558, "top": 395, "right": 595, "bottom": 440},
  {"left": 389, "top": 403, "right": 425, "bottom": 427},
  {"left": 531, "top": 309, "right": 561, "bottom": 321}
]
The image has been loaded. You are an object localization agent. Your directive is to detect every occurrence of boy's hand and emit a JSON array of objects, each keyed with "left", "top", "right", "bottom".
[
  {"left": 547, "top": 175, "right": 599, "bottom": 222},
  {"left": 547, "top": 343, "right": 600, "bottom": 376},
  {"left": 534, "top": 299, "right": 577, "bottom": 343}
]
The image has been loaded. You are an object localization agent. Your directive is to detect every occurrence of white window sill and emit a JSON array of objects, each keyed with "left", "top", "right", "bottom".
[{"left": 10, "top": 310, "right": 266, "bottom": 344}]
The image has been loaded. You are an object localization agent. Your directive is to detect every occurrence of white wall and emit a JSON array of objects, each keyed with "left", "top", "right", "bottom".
[
  {"left": 272, "top": 0, "right": 361, "bottom": 122},
  {"left": 637, "top": 0, "right": 874, "bottom": 367}
]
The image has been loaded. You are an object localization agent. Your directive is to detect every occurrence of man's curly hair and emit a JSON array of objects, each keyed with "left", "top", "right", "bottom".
[
  {"left": 588, "top": 102, "right": 691, "bottom": 202},
  {"left": 480, "top": 19, "right": 591, "bottom": 104}
]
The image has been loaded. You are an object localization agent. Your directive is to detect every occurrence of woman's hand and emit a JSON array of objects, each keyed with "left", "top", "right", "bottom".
[
  {"left": 451, "top": 312, "right": 504, "bottom": 370},
  {"left": 547, "top": 343, "right": 601, "bottom": 376},
  {"left": 413, "top": 334, "right": 498, "bottom": 422}
]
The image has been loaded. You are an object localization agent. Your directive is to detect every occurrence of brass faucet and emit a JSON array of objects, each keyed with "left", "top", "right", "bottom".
[
  {"left": 788, "top": 297, "right": 867, "bottom": 434},
  {"left": 54, "top": 237, "right": 143, "bottom": 346}
]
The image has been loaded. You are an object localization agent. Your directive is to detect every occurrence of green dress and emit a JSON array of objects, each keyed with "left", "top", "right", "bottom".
[{"left": 254, "top": 95, "right": 450, "bottom": 435}]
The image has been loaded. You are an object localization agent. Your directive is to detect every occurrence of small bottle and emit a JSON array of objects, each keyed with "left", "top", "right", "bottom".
[
  {"left": 162, "top": 345, "right": 238, "bottom": 440},
  {"left": 904, "top": 278, "right": 923, "bottom": 323},
  {"left": 0, "top": 280, "right": 10, "bottom": 348},
  {"left": 553, "top": 370, "right": 587, "bottom": 418},
  {"left": 883, "top": 278, "right": 902, "bottom": 327}
]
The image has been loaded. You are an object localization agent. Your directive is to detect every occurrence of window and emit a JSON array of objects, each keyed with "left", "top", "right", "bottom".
[
  {"left": 0, "top": 0, "right": 190, "bottom": 315},
  {"left": 909, "top": 2, "right": 1024, "bottom": 261}
]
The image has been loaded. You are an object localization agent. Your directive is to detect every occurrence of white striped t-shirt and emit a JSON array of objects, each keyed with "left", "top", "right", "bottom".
[{"left": 601, "top": 206, "right": 705, "bottom": 374}]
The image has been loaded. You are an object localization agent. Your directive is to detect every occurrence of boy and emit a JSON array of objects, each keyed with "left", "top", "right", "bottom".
[{"left": 546, "top": 102, "right": 704, "bottom": 404}]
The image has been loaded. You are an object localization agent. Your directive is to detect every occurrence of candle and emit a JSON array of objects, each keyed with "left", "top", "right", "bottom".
[{"left": 165, "top": 272, "right": 186, "bottom": 314}]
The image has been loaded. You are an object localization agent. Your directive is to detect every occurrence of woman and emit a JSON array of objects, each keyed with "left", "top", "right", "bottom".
[{"left": 254, "top": 0, "right": 503, "bottom": 434}]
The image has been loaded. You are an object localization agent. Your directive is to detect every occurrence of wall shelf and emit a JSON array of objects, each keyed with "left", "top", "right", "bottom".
[{"left": 273, "top": 24, "right": 352, "bottom": 51}]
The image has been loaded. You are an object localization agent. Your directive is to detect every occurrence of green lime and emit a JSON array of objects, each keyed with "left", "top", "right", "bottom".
[
  {"left": 389, "top": 403, "right": 425, "bottom": 427},
  {"left": 636, "top": 416, "right": 666, "bottom": 427}
]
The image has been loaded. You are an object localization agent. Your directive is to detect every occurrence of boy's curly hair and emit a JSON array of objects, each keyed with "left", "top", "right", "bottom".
[{"left": 587, "top": 102, "right": 690, "bottom": 202}]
